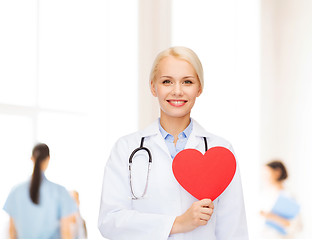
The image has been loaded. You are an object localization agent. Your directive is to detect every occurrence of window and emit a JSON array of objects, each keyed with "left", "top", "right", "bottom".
[{"left": 0, "top": 0, "right": 138, "bottom": 238}]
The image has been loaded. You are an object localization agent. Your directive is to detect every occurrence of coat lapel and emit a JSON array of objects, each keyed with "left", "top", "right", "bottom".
[
  {"left": 185, "top": 119, "right": 210, "bottom": 153},
  {"left": 139, "top": 120, "right": 171, "bottom": 158}
]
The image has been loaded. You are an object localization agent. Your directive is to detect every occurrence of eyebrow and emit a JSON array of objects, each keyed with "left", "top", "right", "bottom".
[{"left": 160, "top": 76, "right": 196, "bottom": 79}]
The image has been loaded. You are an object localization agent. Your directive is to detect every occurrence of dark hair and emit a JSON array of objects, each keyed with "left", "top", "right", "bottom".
[
  {"left": 266, "top": 160, "right": 288, "bottom": 182},
  {"left": 30, "top": 143, "right": 50, "bottom": 204}
]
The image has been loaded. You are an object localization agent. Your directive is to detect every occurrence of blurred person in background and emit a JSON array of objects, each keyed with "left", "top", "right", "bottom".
[
  {"left": 260, "top": 160, "right": 302, "bottom": 238},
  {"left": 3, "top": 143, "right": 77, "bottom": 239},
  {"left": 70, "top": 190, "right": 87, "bottom": 239}
]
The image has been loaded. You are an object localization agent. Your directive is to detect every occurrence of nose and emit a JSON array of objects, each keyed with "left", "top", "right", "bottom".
[{"left": 172, "top": 83, "right": 183, "bottom": 96}]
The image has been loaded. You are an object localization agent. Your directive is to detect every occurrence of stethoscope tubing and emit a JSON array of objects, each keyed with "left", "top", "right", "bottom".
[
  {"left": 129, "top": 136, "right": 208, "bottom": 200},
  {"left": 129, "top": 137, "right": 151, "bottom": 199}
]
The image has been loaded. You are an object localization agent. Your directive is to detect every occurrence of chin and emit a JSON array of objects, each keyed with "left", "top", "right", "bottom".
[{"left": 161, "top": 110, "right": 191, "bottom": 119}]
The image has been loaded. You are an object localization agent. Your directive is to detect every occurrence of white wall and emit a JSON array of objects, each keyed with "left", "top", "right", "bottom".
[
  {"left": 261, "top": 0, "right": 312, "bottom": 237},
  {"left": 138, "top": 0, "right": 171, "bottom": 128}
]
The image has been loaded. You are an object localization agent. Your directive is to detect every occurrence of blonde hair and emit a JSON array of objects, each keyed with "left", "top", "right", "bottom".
[{"left": 149, "top": 46, "right": 204, "bottom": 90}]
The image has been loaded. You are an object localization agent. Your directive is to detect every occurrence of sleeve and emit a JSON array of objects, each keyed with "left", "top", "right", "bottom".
[
  {"left": 58, "top": 186, "right": 77, "bottom": 218},
  {"left": 3, "top": 187, "right": 18, "bottom": 219},
  {"left": 215, "top": 144, "right": 249, "bottom": 240},
  {"left": 98, "top": 138, "right": 176, "bottom": 240}
]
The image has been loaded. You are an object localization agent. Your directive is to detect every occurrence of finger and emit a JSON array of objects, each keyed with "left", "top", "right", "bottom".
[
  {"left": 208, "top": 201, "right": 214, "bottom": 209},
  {"left": 199, "top": 213, "right": 212, "bottom": 221},
  {"left": 201, "top": 199, "right": 214, "bottom": 209},
  {"left": 198, "top": 219, "right": 209, "bottom": 226},
  {"left": 200, "top": 206, "right": 213, "bottom": 215},
  {"left": 200, "top": 198, "right": 212, "bottom": 207}
]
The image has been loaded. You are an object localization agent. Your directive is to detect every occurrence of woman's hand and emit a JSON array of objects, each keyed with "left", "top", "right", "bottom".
[
  {"left": 260, "top": 210, "right": 290, "bottom": 227},
  {"left": 170, "top": 199, "right": 214, "bottom": 234},
  {"left": 60, "top": 214, "right": 75, "bottom": 239},
  {"left": 9, "top": 217, "right": 17, "bottom": 239}
]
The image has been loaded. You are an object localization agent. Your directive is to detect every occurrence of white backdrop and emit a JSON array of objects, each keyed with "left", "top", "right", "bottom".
[{"left": 261, "top": 0, "right": 312, "bottom": 237}]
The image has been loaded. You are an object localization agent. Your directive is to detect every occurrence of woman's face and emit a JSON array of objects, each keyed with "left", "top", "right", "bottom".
[
  {"left": 151, "top": 56, "right": 202, "bottom": 120},
  {"left": 264, "top": 166, "right": 281, "bottom": 184}
]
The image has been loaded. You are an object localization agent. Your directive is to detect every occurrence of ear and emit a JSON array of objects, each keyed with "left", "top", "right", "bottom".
[
  {"left": 196, "top": 86, "right": 203, "bottom": 97},
  {"left": 150, "top": 80, "right": 157, "bottom": 97}
]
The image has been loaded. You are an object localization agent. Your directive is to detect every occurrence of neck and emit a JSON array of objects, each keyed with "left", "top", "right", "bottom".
[
  {"left": 160, "top": 112, "right": 191, "bottom": 143},
  {"left": 273, "top": 181, "right": 284, "bottom": 191}
]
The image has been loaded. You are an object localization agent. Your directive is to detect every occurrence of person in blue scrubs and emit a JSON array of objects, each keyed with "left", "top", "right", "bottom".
[
  {"left": 260, "top": 160, "right": 302, "bottom": 237},
  {"left": 3, "top": 143, "right": 77, "bottom": 239}
]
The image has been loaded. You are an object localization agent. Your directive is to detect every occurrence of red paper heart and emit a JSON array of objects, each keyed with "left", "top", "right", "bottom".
[{"left": 172, "top": 147, "right": 236, "bottom": 201}]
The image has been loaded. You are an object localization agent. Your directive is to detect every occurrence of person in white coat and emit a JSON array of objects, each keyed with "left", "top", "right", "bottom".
[{"left": 98, "top": 46, "right": 249, "bottom": 240}]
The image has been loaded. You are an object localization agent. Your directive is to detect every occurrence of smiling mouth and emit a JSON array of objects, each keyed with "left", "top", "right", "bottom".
[{"left": 167, "top": 100, "right": 187, "bottom": 107}]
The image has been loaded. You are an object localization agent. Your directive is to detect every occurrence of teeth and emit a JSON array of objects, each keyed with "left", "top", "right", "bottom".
[{"left": 171, "top": 101, "right": 185, "bottom": 104}]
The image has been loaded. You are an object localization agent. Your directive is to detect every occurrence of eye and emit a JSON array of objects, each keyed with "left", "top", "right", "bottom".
[
  {"left": 183, "top": 80, "right": 193, "bottom": 84},
  {"left": 162, "top": 80, "right": 171, "bottom": 84}
]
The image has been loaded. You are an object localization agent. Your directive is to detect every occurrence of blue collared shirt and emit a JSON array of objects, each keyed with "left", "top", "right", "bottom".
[
  {"left": 3, "top": 174, "right": 77, "bottom": 239},
  {"left": 159, "top": 119, "right": 193, "bottom": 158}
]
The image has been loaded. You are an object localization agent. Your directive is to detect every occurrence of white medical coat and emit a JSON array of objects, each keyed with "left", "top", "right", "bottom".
[{"left": 98, "top": 119, "right": 249, "bottom": 240}]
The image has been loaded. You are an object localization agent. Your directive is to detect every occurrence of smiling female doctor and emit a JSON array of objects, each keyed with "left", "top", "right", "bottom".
[{"left": 98, "top": 46, "right": 248, "bottom": 240}]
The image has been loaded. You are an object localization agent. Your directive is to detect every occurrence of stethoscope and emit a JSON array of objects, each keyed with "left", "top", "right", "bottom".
[{"left": 129, "top": 136, "right": 208, "bottom": 200}]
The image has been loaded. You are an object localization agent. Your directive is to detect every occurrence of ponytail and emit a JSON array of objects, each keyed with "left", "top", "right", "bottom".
[{"left": 30, "top": 143, "right": 50, "bottom": 204}]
